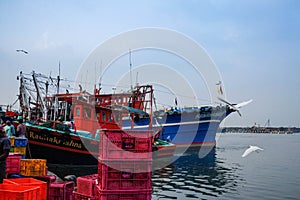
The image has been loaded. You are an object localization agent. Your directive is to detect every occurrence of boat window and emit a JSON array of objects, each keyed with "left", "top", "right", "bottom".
[
  {"left": 102, "top": 111, "right": 106, "bottom": 121},
  {"left": 94, "top": 110, "right": 97, "bottom": 120},
  {"left": 108, "top": 112, "right": 113, "bottom": 122},
  {"left": 115, "top": 114, "right": 120, "bottom": 123},
  {"left": 84, "top": 107, "right": 91, "bottom": 118},
  {"left": 76, "top": 107, "right": 81, "bottom": 117}
]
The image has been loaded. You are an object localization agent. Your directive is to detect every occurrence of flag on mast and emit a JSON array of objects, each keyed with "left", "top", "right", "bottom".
[{"left": 216, "top": 81, "right": 223, "bottom": 95}]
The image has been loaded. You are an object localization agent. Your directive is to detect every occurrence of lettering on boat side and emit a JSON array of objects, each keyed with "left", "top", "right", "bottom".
[
  {"left": 62, "top": 140, "right": 82, "bottom": 149},
  {"left": 29, "top": 131, "right": 82, "bottom": 149}
]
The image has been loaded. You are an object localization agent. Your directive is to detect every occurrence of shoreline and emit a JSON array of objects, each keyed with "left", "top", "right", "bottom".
[{"left": 220, "top": 127, "right": 300, "bottom": 134}]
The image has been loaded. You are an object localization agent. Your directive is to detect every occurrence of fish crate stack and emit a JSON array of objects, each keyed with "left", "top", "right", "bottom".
[
  {"left": 9, "top": 136, "right": 28, "bottom": 158},
  {"left": 75, "top": 174, "right": 99, "bottom": 198},
  {"left": 6, "top": 153, "right": 22, "bottom": 177},
  {"left": 73, "top": 129, "right": 153, "bottom": 200},
  {"left": 19, "top": 159, "right": 47, "bottom": 177},
  {"left": 3, "top": 177, "right": 47, "bottom": 200},
  {"left": 97, "top": 129, "right": 153, "bottom": 200},
  {"left": 0, "top": 184, "right": 41, "bottom": 200},
  {"left": 48, "top": 181, "right": 74, "bottom": 200}
]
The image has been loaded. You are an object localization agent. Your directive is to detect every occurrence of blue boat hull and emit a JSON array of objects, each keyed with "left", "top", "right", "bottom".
[{"left": 123, "top": 105, "right": 233, "bottom": 147}]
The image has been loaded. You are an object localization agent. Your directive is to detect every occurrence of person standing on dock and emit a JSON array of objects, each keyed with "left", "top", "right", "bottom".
[
  {"left": 0, "top": 127, "right": 11, "bottom": 183},
  {"left": 16, "top": 116, "right": 26, "bottom": 138},
  {"left": 4, "top": 120, "right": 15, "bottom": 137}
]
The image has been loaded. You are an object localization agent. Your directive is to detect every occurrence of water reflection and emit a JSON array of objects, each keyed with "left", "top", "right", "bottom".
[{"left": 152, "top": 147, "right": 243, "bottom": 199}]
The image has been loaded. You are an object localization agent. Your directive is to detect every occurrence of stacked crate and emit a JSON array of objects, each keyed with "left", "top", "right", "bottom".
[
  {"left": 0, "top": 184, "right": 41, "bottom": 200},
  {"left": 9, "top": 137, "right": 28, "bottom": 158},
  {"left": 6, "top": 153, "right": 22, "bottom": 176},
  {"left": 34, "top": 175, "right": 57, "bottom": 199},
  {"left": 20, "top": 159, "right": 47, "bottom": 177},
  {"left": 49, "top": 181, "right": 74, "bottom": 200},
  {"left": 74, "top": 174, "right": 98, "bottom": 198},
  {"left": 3, "top": 177, "right": 47, "bottom": 200},
  {"left": 97, "top": 129, "right": 153, "bottom": 200}
]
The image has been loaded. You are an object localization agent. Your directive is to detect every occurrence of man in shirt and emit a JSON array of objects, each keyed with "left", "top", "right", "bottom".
[
  {"left": 16, "top": 116, "right": 26, "bottom": 138},
  {"left": 4, "top": 120, "right": 15, "bottom": 137},
  {"left": 0, "top": 127, "right": 11, "bottom": 183}
]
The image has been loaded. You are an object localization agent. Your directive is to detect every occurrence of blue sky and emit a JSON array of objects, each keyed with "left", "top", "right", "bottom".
[{"left": 1, "top": 0, "right": 300, "bottom": 127}]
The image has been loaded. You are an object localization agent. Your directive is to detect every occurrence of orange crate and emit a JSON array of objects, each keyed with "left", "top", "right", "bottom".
[
  {"left": 20, "top": 159, "right": 47, "bottom": 176},
  {"left": 3, "top": 178, "right": 47, "bottom": 200},
  {"left": 14, "top": 146, "right": 26, "bottom": 154},
  {"left": 0, "top": 184, "right": 40, "bottom": 200},
  {"left": 9, "top": 136, "right": 15, "bottom": 146}
]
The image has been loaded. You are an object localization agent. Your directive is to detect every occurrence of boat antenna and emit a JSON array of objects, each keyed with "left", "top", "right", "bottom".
[
  {"left": 54, "top": 62, "right": 60, "bottom": 120},
  {"left": 129, "top": 49, "right": 133, "bottom": 91},
  {"left": 135, "top": 72, "right": 139, "bottom": 86},
  {"left": 99, "top": 60, "right": 102, "bottom": 90},
  {"left": 57, "top": 61, "right": 60, "bottom": 95},
  {"left": 94, "top": 62, "right": 97, "bottom": 92},
  {"left": 264, "top": 119, "right": 270, "bottom": 127}
]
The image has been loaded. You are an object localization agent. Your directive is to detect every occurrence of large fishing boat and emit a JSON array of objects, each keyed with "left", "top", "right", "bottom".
[
  {"left": 122, "top": 96, "right": 252, "bottom": 148},
  {"left": 16, "top": 71, "right": 175, "bottom": 166}
]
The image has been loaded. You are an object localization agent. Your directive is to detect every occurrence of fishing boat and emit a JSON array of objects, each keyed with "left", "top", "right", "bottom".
[
  {"left": 122, "top": 97, "right": 252, "bottom": 148},
  {"left": 16, "top": 71, "right": 175, "bottom": 167}
]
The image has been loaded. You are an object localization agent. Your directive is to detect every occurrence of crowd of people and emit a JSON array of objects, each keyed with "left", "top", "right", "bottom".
[{"left": 0, "top": 114, "right": 27, "bottom": 183}]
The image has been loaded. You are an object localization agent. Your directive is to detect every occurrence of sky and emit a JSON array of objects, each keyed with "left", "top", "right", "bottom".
[{"left": 0, "top": 0, "right": 300, "bottom": 127}]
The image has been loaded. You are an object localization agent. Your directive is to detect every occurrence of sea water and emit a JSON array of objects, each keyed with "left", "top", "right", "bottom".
[
  {"left": 49, "top": 133, "right": 300, "bottom": 199},
  {"left": 152, "top": 133, "right": 300, "bottom": 200}
]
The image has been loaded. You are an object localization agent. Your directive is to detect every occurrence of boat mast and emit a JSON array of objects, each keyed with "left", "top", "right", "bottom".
[
  {"left": 53, "top": 62, "right": 60, "bottom": 120},
  {"left": 32, "top": 71, "right": 47, "bottom": 121},
  {"left": 18, "top": 71, "right": 30, "bottom": 118},
  {"left": 129, "top": 49, "right": 133, "bottom": 91}
]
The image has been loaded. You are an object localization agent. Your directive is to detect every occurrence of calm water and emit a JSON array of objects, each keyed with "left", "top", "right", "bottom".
[{"left": 152, "top": 133, "right": 300, "bottom": 200}]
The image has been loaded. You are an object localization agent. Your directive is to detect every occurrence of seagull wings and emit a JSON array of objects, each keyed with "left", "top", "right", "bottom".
[{"left": 242, "top": 145, "right": 264, "bottom": 157}]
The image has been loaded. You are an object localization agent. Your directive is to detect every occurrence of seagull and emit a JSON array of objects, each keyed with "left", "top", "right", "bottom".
[
  {"left": 16, "top": 49, "right": 29, "bottom": 54},
  {"left": 218, "top": 97, "right": 253, "bottom": 117},
  {"left": 242, "top": 145, "right": 264, "bottom": 157}
]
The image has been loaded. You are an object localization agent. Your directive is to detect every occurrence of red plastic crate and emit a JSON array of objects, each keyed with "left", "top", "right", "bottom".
[
  {"left": 96, "top": 187, "right": 151, "bottom": 200},
  {"left": 99, "top": 129, "right": 153, "bottom": 160},
  {"left": 6, "top": 154, "right": 22, "bottom": 174},
  {"left": 3, "top": 177, "right": 47, "bottom": 200},
  {"left": 98, "top": 159, "right": 152, "bottom": 191},
  {"left": 33, "top": 175, "right": 57, "bottom": 199},
  {"left": 77, "top": 174, "right": 98, "bottom": 197},
  {"left": 72, "top": 191, "right": 97, "bottom": 200},
  {"left": 49, "top": 181, "right": 74, "bottom": 200},
  {"left": 33, "top": 175, "right": 56, "bottom": 184},
  {"left": 0, "top": 184, "right": 40, "bottom": 200}
]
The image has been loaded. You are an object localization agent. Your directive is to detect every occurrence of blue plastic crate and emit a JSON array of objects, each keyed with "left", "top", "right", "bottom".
[{"left": 14, "top": 138, "right": 28, "bottom": 147}]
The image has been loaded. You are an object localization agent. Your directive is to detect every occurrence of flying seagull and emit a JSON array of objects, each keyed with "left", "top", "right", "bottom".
[
  {"left": 16, "top": 49, "right": 29, "bottom": 54},
  {"left": 242, "top": 145, "right": 264, "bottom": 157},
  {"left": 218, "top": 98, "right": 253, "bottom": 117}
]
